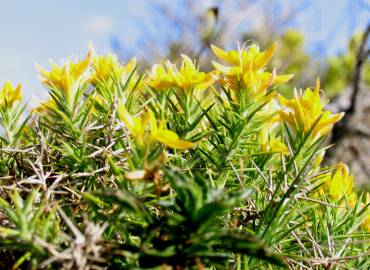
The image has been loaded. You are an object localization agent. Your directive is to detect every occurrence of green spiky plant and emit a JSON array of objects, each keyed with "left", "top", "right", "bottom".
[{"left": 0, "top": 43, "right": 369, "bottom": 270}]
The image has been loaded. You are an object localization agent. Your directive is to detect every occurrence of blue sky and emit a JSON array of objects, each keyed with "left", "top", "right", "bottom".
[{"left": 0, "top": 0, "right": 368, "bottom": 104}]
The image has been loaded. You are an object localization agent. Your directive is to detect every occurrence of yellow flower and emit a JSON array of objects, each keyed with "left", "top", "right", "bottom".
[
  {"left": 148, "top": 110, "right": 194, "bottom": 149},
  {"left": 36, "top": 46, "right": 93, "bottom": 105},
  {"left": 0, "top": 81, "right": 22, "bottom": 109},
  {"left": 91, "top": 53, "right": 124, "bottom": 85},
  {"left": 312, "top": 151, "right": 325, "bottom": 169},
  {"left": 117, "top": 102, "right": 149, "bottom": 144},
  {"left": 32, "top": 98, "right": 57, "bottom": 115},
  {"left": 90, "top": 47, "right": 137, "bottom": 87},
  {"left": 361, "top": 193, "right": 370, "bottom": 232},
  {"left": 363, "top": 214, "right": 370, "bottom": 232},
  {"left": 146, "top": 64, "right": 175, "bottom": 89},
  {"left": 259, "top": 125, "right": 288, "bottom": 154},
  {"left": 211, "top": 43, "right": 293, "bottom": 94},
  {"left": 121, "top": 58, "right": 141, "bottom": 91},
  {"left": 279, "top": 79, "right": 344, "bottom": 138},
  {"left": 321, "top": 163, "right": 355, "bottom": 203},
  {"left": 170, "top": 55, "right": 214, "bottom": 91},
  {"left": 117, "top": 101, "right": 193, "bottom": 149},
  {"left": 146, "top": 55, "right": 214, "bottom": 92}
]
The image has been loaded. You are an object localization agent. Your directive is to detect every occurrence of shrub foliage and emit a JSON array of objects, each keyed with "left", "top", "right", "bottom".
[{"left": 0, "top": 43, "right": 369, "bottom": 269}]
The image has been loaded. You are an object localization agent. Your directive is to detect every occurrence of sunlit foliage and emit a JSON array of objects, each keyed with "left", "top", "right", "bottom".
[{"left": 0, "top": 42, "right": 369, "bottom": 270}]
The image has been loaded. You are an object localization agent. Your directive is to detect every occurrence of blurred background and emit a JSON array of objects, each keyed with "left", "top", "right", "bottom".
[
  {"left": 0, "top": 0, "right": 368, "bottom": 99},
  {"left": 0, "top": 0, "right": 369, "bottom": 183}
]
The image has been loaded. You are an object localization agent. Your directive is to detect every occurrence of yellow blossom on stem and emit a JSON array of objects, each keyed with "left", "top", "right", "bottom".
[
  {"left": 117, "top": 101, "right": 149, "bottom": 145},
  {"left": 211, "top": 43, "right": 293, "bottom": 94},
  {"left": 32, "top": 99, "right": 57, "bottom": 115},
  {"left": 146, "top": 64, "right": 176, "bottom": 90},
  {"left": 259, "top": 125, "right": 288, "bottom": 154},
  {"left": 169, "top": 55, "right": 214, "bottom": 91},
  {"left": 91, "top": 53, "right": 123, "bottom": 85},
  {"left": 279, "top": 79, "right": 344, "bottom": 138},
  {"left": 117, "top": 101, "right": 193, "bottom": 149},
  {"left": 0, "top": 81, "right": 22, "bottom": 109},
  {"left": 36, "top": 46, "right": 93, "bottom": 105},
  {"left": 90, "top": 48, "right": 137, "bottom": 86},
  {"left": 361, "top": 193, "right": 370, "bottom": 232},
  {"left": 363, "top": 214, "right": 370, "bottom": 232},
  {"left": 148, "top": 110, "right": 194, "bottom": 149},
  {"left": 146, "top": 55, "right": 214, "bottom": 92},
  {"left": 312, "top": 151, "right": 326, "bottom": 169},
  {"left": 321, "top": 163, "right": 356, "bottom": 206}
]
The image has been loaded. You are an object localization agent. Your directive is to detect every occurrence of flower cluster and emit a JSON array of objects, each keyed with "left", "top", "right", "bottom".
[
  {"left": 0, "top": 81, "right": 22, "bottom": 109},
  {"left": 146, "top": 55, "right": 214, "bottom": 92},
  {"left": 318, "top": 163, "right": 370, "bottom": 230},
  {"left": 258, "top": 124, "right": 288, "bottom": 154},
  {"left": 117, "top": 101, "right": 193, "bottom": 150},
  {"left": 91, "top": 50, "right": 137, "bottom": 88},
  {"left": 211, "top": 43, "right": 293, "bottom": 99},
  {"left": 278, "top": 79, "right": 344, "bottom": 138},
  {"left": 1, "top": 41, "right": 369, "bottom": 270},
  {"left": 37, "top": 49, "right": 92, "bottom": 105},
  {"left": 33, "top": 43, "right": 361, "bottom": 210},
  {"left": 320, "top": 163, "right": 356, "bottom": 205}
]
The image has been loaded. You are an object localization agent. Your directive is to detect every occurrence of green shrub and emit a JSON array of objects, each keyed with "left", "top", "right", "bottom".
[{"left": 0, "top": 42, "right": 369, "bottom": 269}]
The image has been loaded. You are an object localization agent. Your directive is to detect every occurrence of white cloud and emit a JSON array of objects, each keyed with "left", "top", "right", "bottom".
[{"left": 83, "top": 15, "right": 113, "bottom": 35}]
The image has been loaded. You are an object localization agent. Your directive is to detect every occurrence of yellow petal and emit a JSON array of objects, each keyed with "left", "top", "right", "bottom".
[
  {"left": 155, "top": 129, "right": 194, "bottom": 149},
  {"left": 32, "top": 99, "right": 57, "bottom": 114},
  {"left": 35, "top": 63, "right": 51, "bottom": 79},
  {"left": 254, "top": 42, "right": 276, "bottom": 69},
  {"left": 211, "top": 44, "right": 239, "bottom": 65},
  {"left": 274, "top": 74, "right": 294, "bottom": 84},
  {"left": 148, "top": 110, "right": 158, "bottom": 136},
  {"left": 211, "top": 61, "right": 234, "bottom": 74},
  {"left": 72, "top": 49, "right": 92, "bottom": 79},
  {"left": 314, "top": 77, "right": 320, "bottom": 95},
  {"left": 10, "top": 84, "right": 23, "bottom": 104},
  {"left": 278, "top": 95, "right": 291, "bottom": 107},
  {"left": 117, "top": 101, "right": 137, "bottom": 135}
]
